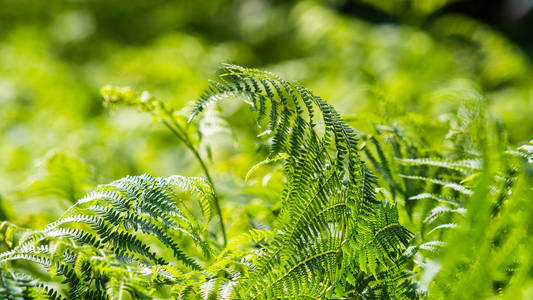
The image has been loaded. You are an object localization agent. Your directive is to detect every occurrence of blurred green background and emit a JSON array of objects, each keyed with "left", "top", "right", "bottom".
[{"left": 1, "top": 0, "right": 532, "bottom": 231}]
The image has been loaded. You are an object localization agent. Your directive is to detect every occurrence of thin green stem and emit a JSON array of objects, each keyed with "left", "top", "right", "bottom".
[
  {"left": 160, "top": 118, "right": 227, "bottom": 246},
  {"left": 134, "top": 100, "right": 227, "bottom": 246}
]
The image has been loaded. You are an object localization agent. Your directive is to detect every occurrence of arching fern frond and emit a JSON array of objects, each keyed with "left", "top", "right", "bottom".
[
  {"left": 0, "top": 174, "right": 217, "bottom": 299},
  {"left": 189, "top": 64, "right": 414, "bottom": 298}
]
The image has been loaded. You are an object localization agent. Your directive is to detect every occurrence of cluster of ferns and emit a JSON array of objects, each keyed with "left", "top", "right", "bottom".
[{"left": 0, "top": 65, "right": 531, "bottom": 299}]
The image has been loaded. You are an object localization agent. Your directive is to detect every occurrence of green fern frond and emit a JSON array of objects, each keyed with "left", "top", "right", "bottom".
[
  {"left": 189, "top": 64, "right": 414, "bottom": 298},
  {"left": 400, "top": 175, "right": 473, "bottom": 195},
  {"left": 0, "top": 173, "right": 218, "bottom": 299},
  {"left": 424, "top": 206, "right": 466, "bottom": 224},
  {"left": 0, "top": 271, "right": 64, "bottom": 300},
  {"left": 398, "top": 158, "right": 480, "bottom": 176},
  {"left": 408, "top": 193, "right": 462, "bottom": 207}
]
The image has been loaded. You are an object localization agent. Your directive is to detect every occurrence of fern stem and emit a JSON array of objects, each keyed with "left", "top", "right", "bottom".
[
  {"left": 117, "top": 96, "right": 228, "bottom": 246},
  {"left": 160, "top": 119, "right": 227, "bottom": 246}
]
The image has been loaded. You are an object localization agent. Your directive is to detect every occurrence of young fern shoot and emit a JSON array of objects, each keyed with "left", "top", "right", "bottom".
[{"left": 101, "top": 87, "right": 228, "bottom": 246}]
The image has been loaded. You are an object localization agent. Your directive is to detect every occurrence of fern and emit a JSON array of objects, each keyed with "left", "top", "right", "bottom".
[
  {"left": 0, "top": 174, "right": 216, "bottom": 298},
  {"left": 2, "top": 63, "right": 529, "bottom": 299},
  {"left": 426, "top": 148, "right": 533, "bottom": 298},
  {"left": 358, "top": 110, "right": 533, "bottom": 297},
  {"left": 1, "top": 65, "right": 416, "bottom": 299},
  {"left": 188, "top": 64, "right": 414, "bottom": 298}
]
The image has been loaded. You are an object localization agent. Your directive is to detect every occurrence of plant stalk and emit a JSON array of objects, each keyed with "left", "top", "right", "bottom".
[{"left": 160, "top": 117, "right": 227, "bottom": 246}]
